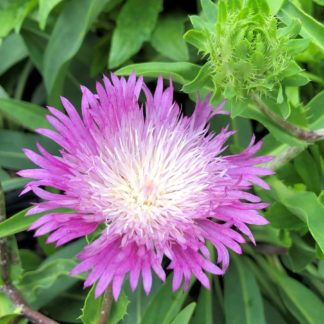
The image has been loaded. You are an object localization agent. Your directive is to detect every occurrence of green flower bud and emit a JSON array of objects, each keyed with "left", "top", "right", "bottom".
[{"left": 185, "top": 0, "right": 309, "bottom": 103}]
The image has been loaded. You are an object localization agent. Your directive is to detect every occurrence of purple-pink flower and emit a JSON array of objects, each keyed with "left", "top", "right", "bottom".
[{"left": 18, "top": 73, "right": 273, "bottom": 300}]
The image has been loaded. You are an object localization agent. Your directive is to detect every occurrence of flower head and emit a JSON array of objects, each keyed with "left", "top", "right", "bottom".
[{"left": 19, "top": 73, "right": 273, "bottom": 299}]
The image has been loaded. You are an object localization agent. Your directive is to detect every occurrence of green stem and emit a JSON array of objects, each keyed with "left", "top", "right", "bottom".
[
  {"left": 99, "top": 284, "right": 114, "bottom": 324},
  {"left": 251, "top": 94, "right": 324, "bottom": 143}
]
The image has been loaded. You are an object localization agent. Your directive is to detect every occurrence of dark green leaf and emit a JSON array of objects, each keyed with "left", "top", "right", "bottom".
[
  {"left": 268, "top": 177, "right": 324, "bottom": 254},
  {"left": 140, "top": 275, "right": 194, "bottom": 324},
  {"left": 0, "top": 209, "right": 39, "bottom": 238},
  {"left": 109, "top": 0, "right": 163, "bottom": 68},
  {"left": 38, "top": 0, "right": 64, "bottom": 30},
  {"left": 151, "top": 15, "right": 189, "bottom": 61},
  {"left": 224, "top": 256, "right": 266, "bottom": 324},
  {"left": 279, "top": 2, "right": 324, "bottom": 51},
  {"left": 44, "top": 0, "right": 109, "bottom": 99},
  {"left": 0, "top": 33, "right": 28, "bottom": 75},
  {"left": 170, "top": 303, "right": 196, "bottom": 324},
  {"left": 0, "top": 99, "right": 49, "bottom": 130},
  {"left": 80, "top": 285, "right": 129, "bottom": 324}
]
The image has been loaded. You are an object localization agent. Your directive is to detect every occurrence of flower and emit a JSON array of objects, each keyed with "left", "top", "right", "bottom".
[{"left": 18, "top": 73, "right": 273, "bottom": 300}]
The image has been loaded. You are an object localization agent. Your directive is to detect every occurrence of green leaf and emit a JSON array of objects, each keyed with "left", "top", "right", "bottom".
[
  {"left": 287, "top": 38, "right": 310, "bottom": 55},
  {"left": 0, "top": 293, "right": 20, "bottom": 319},
  {"left": 151, "top": 15, "right": 189, "bottom": 61},
  {"left": 294, "top": 150, "right": 322, "bottom": 193},
  {"left": 265, "top": 0, "right": 285, "bottom": 14},
  {"left": 0, "top": 130, "right": 55, "bottom": 170},
  {"left": 170, "top": 303, "right": 196, "bottom": 324},
  {"left": 283, "top": 235, "right": 315, "bottom": 272},
  {"left": 0, "top": 99, "right": 49, "bottom": 130},
  {"left": 80, "top": 285, "right": 129, "bottom": 324},
  {"left": 260, "top": 259, "right": 324, "bottom": 324},
  {"left": 0, "top": 0, "right": 36, "bottom": 39},
  {"left": 18, "top": 258, "right": 77, "bottom": 301},
  {"left": 109, "top": 0, "right": 163, "bottom": 68},
  {"left": 19, "top": 249, "right": 43, "bottom": 272},
  {"left": 191, "top": 287, "right": 213, "bottom": 324},
  {"left": 268, "top": 177, "right": 324, "bottom": 254},
  {"left": 0, "top": 208, "right": 40, "bottom": 238},
  {"left": 282, "top": 74, "right": 310, "bottom": 87},
  {"left": 224, "top": 256, "right": 266, "bottom": 324},
  {"left": 140, "top": 275, "right": 194, "bottom": 324},
  {"left": 44, "top": 0, "right": 109, "bottom": 99},
  {"left": 182, "top": 63, "right": 213, "bottom": 93},
  {"left": 0, "top": 33, "right": 28, "bottom": 75},
  {"left": 116, "top": 62, "right": 201, "bottom": 85},
  {"left": 305, "top": 90, "right": 324, "bottom": 130},
  {"left": 1, "top": 177, "right": 29, "bottom": 192},
  {"left": 183, "top": 29, "right": 209, "bottom": 51},
  {"left": 279, "top": 1, "right": 324, "bottom": 51},
  {"left": 265, "top": 202, "right": 305, "bottom": 231},
  {"left": 38, "top": 0, "right": 64, "bottom": 30},
  {"left": 200, "top": 0, "right": 218, "bottom": 23}
]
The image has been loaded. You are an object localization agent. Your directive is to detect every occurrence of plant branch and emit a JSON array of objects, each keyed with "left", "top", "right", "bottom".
[
  {"left": 99, "top": 284, "right": 113, "bottom": 324},
  {"left": 0, "top": 184, "right": 58, "bottom": 324},
  {"left": 251, "top": 94, "right": 324, "bottom": 142}
]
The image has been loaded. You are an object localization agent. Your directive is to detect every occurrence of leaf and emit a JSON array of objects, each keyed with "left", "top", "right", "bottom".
[
  {"left": 19, "top": 249, "right": 43, "bottom": 272},
  {"left": 0, "top": 208, "right": 40, "bottom": 238},
  {"left": 116, "top": 62, "right": 201, "bottom": 85},
  {"left": 18, "top": 258, "right": 77, "bottom": 301},
  {"left": 38, "top": 0, "right": 64, "bottom": 30},
  {"left": 200, "top": 0, "right": 218, "bottom": 23},
  {"left": 224, "top": 256, "right": 266, "bottom": 324},
  {"left": 259, "top": 258, "right": 324, "bottom": 324},
  {"left": 0, "top": 33, "right": 28, "bottom": 75},
  {"left": 0, "top": 99, "right": 49, "bottom": 130},
  {"left": 265, "top": 0, "right": 285, "bottom": 14},
  {"left": 1, "top": 177, "right": 29, "bottom": 192},
  {"left": 279, "top": 1, "right": 324, "bottom": 51},
  {"left": 44, "top": 0, "right": 109, "bottom": 98},
  {"left": 24, "top": 240, "right": 85, "bottom": 310},
  {"left": 305, "top": 90, "right": 324, "bottom": 130},
  {"left": 0, "top": 0, "right": 36, "bottom": 39},
  {"left": 109, "top": 0, "right": 163, "bottom": 68},
  {"left": 151, "top": 15, "right": 189, "bottom": 61},
  {"left": 140, "top": 275, "right": 194, "bottom": 324},
  {"left": 182, "top": 63, "right": 213, "bottom": 93},
  {"left": 123, "top": 277, "right": 162, "bottom": 324},
  {"left": 191, "top": 287, "right": 213, "bottom": 324},
  {"left": 170, "top": 303, "right": 196, "bottom": 324},
  {"left": 80, "top": 285, "right": 129, "bottom": 324},
  {"left": 183, "top": 29, "right": 209, "bottom": 51},
  {"left": 294, "top": 150, "right": 322, "bottom": 193},
  {"left": 283, "top": 235, "right": 315, "bottom": 272},
  {"left": 0, "top": 130, "right": 54, "bottom": 170},
  {"left": 268, "top": 177, "right": 324, "bottom": 254},
  {"left": 0, "top": 293, "right": 20, "bottom": 319}
]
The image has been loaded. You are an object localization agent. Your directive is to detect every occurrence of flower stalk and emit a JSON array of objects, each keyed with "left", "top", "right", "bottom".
[
  {"left": 0, "top": 184, "right": 58, "bottom": 324},
  {"left": 251, "top": 94, "right": 324, "bottom": 143}
]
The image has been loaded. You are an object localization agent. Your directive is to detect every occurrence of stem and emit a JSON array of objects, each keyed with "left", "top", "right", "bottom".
[
  {"left": 251, "top": 94, "right": 324, "bottom": 142},
  {"left": 263, "top": 146, "right": 305, "bottom": 170},
  {"left": 99, "top": 285, "right": 113, "bottom": 324},
  {"left": 0, "top": 184, "right": 58, "bottom": 324}
]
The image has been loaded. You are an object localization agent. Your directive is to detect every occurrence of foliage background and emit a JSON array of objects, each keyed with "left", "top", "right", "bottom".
[{"left": 0, "top": 0, "right": 323, "bottom": 323}]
